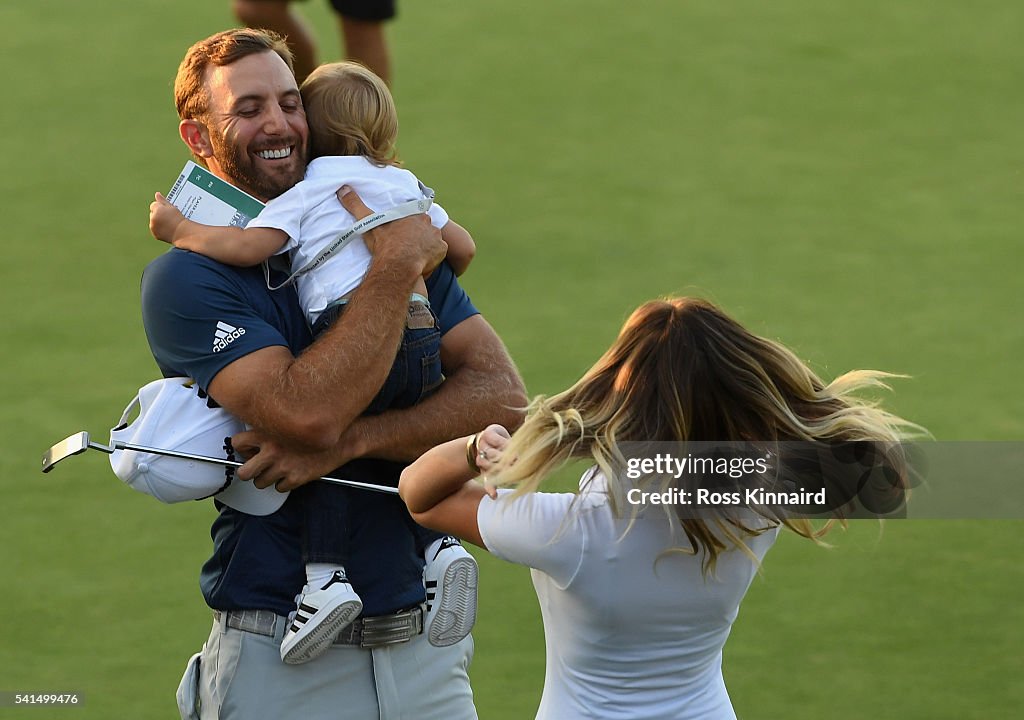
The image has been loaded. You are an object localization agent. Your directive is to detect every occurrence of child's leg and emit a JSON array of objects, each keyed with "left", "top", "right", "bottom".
[
  {"left": 414, "top": 523, "right": 479, "bottom": 648},
  {"left": 301, "top": 482, "right": 353, "bottom": 568},
  {"left": 311, "top": 297, "right": 470, "bottom": 647},
  {"left": 313, "top": 297, "right": 442, "bottom": 416},
  {"left": 281, "top": 483, "right": 363, "bottom": 665},
  {"left": 365, "top": 299, "right": 443, "bottom": 414}
]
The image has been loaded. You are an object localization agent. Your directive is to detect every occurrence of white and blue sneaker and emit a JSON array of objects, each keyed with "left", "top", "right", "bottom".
[
  {"left": 280, "top": 571, "right": 363, "bottom": 665},
  {"left": 423, "top": 537, "right": 479, "bottom": 647}
]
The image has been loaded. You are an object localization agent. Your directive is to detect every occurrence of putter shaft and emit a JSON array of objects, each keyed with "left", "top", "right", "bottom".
[{"left": 41, "top": 431, "right": 399, "bottom": 496}]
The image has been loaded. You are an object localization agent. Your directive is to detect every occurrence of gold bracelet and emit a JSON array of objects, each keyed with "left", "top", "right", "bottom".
[{"left": 466, "top": 433, "right": 481, "bottom": 474}]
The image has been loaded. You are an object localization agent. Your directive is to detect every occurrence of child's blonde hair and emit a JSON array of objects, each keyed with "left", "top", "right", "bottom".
[{"left": 300, "top": 61, "right": 398, "bottom": 166}]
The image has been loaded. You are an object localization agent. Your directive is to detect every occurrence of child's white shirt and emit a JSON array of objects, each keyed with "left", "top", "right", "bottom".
[{"left": 246, "top": 156, "right": 449, "bottom": 325}]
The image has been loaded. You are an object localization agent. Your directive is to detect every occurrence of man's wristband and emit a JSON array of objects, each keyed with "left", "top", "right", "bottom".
[{"left": 466, "top": 434, "right": 481, "bottom": 474}]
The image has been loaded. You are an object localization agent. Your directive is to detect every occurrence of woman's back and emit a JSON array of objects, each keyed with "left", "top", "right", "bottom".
[
  {"left": 402, "top": 297, "right": 917, "bottom": 720},
  {"left": 478, "top": 472, "right": 778, "bottom": 720}
]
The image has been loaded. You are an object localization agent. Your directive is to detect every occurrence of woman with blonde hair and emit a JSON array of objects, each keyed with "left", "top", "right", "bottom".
[{"left": 399, "top": 296, "right": 918, "bottom": 720}]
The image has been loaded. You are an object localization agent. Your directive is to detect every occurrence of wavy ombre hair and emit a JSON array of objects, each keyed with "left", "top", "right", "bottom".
[{"left": 491, "top": 297, "right": 922, "bottom": 571}]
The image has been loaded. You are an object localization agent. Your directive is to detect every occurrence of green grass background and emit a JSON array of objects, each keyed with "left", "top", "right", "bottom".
[{"left": 3, "top": 0, "right": 1022, "bottom": 717}]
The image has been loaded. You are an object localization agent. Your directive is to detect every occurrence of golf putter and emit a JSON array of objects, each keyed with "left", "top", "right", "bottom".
[{"left": 41, "top": 431, "right": 400, "bottom": 495}]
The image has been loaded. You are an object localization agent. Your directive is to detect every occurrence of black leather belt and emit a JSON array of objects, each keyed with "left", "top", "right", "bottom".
[{"left": 215, "top": 606, "right": 424, "bottom": 648}]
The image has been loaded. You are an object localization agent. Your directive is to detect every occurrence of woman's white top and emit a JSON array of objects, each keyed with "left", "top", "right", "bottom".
[{"left": 477, "top": 471, "right": 779, "bottom": 720}]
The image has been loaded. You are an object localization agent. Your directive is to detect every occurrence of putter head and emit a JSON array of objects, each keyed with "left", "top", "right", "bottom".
[{"left": 41, "top": 431, "right": 92, "bottom": 473}]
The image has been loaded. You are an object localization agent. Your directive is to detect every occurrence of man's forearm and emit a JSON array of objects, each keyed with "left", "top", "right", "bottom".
[
  {"left": 209, "top": 191, "right": 445, "bottom": 450},
  {"left": 345, "top": 316, "right": 527, "bottom": 462},
  {"left": 209, "top": 190, "right": 446, "bottom": 450},
  {"left": 281, "top": 259, "right": 417, "bottom": 435},
  {"left": 230, "top": 312, "right": 527, "bottom": 491},
  {"left": 209, "top": 253, "right": 420, "bottom": 450}
]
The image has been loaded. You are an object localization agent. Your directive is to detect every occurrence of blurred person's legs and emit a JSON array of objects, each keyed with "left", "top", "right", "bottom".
[
  {"left": 331, "top": 0, "right": 395, "bottom": 85},
  {"left": 338, "top": 15, "right": 391, "bottom": 85},
  {"left": 234, "top": 0, "right": 394, "bottom": 86},
  {"left": 232, "top": 0, "right": 319, "bottom": 83}
]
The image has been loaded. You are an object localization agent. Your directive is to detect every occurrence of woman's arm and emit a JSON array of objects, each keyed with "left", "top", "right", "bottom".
[
  {"left": 149, "top": 192, "right": 287, "bottom": 267},
  {"left": 399, "top": 425, "right": 510, "bottom": 548},
  {"left": 440, "top": 221, "right": 475, "bottom": 276}
]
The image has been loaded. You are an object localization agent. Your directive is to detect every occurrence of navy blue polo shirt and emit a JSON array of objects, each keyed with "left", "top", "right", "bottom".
[{"left": 140, "top": 249, "right": 478, "bottom": 616}]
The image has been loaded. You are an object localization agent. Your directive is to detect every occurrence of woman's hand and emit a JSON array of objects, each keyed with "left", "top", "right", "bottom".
[
  {"left": 474, "top": 424, "right": 511, "bottom": 473},
  {"left": 400, "top": 430, "right": 505, "bottom": 547},
  {"left": 472, "top": 424, "right": 511, "bottom": 497}
]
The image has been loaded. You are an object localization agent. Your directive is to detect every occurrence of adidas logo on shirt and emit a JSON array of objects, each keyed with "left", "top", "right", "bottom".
[{"left": 212, "top": 321, "right": 246, "bottom": 353}]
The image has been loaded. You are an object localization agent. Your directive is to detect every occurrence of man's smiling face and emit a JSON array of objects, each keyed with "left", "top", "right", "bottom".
[{"left": 200, "top": 51, "right": 309, "bottom": 201}]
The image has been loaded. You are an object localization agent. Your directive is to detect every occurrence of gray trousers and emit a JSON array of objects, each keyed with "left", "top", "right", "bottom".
[{"left": 182, "top": 611, "right": 477, "bottom": 720}]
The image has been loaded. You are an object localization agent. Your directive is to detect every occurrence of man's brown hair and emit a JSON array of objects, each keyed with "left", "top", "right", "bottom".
[{"left": 174, "top": 28, "right": 294, "bottom": 121}]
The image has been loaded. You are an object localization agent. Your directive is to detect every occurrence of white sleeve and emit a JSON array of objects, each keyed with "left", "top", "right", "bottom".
[
  {"left": 406, "top": 169, "right": 449, "bottom": 229},
  {"left": 428, "top": 201, "right": 449, "bottom": 230},
  {"left": 245, "top": 183, "right": 305, "bottom": 251},
  {"left": 477, "top": 490, "right": 585, "bottom": 587}
]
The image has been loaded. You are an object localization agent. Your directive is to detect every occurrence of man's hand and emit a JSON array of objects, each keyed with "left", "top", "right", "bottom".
[
  {"left": 337, "top": 185, "right": 447, "bottom": 275},
  {"left": 231, "top": 429, "right": 357, "bottom": 492},
  {"left": 149, "top": 192, "right": 186, "bottom": 244}
]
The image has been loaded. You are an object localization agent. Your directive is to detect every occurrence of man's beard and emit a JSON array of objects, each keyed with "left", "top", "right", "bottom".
[{"left": 208, "top": 128, "right": 305, "bottom": 201}]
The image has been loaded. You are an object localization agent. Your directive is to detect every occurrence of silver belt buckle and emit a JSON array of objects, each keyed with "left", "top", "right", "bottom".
[{"left": 359, "top": 607, "right": 421, "bottom": 648}]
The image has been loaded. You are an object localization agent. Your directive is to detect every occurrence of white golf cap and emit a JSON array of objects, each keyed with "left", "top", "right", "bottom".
[{"left": 109, "top": 377, "right": 288, "bottom": 516}]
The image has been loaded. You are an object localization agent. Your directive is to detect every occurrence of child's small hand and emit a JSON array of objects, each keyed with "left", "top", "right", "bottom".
[{"left": 149, "top": 192, "right": 186, "bottom": 243}]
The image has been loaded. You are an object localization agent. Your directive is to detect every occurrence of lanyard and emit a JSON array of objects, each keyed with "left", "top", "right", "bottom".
[{"left": 264, "top": 195, "right": 434, "bottom": 291}]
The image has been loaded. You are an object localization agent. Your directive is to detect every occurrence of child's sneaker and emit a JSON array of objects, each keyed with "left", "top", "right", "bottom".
[
  {"left": 280, "top": 571, "right": 363, "bottom": 665},
  {"left": 423, "top": 537, "right": 478, "bottom": 647}
]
